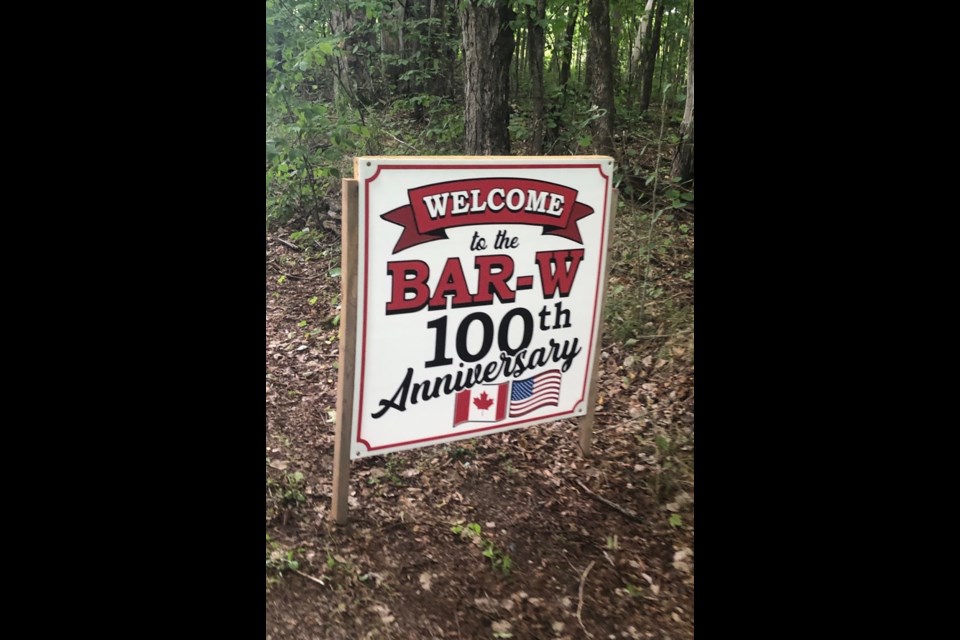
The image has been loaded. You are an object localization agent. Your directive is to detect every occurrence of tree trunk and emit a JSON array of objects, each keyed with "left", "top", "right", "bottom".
[
  {"left": 639, "top": 0, "right": 665, "bottom": 112},
  {"left": 558, "top": 2, "right": 579, "bottom": 100},
  {"left": 527, "top": 0, "right": 547, "bottom": 154},
  {"left": 587, "top": 0, "right": 615, "bottom": 155},
  {"left": 330, "top": 2, "right": 377, "bottom": 105},
  {"left": 404, "top": 0, "right": 429, "bottom": 96},
  {"left": 576, "top": 10, "right": 584, "bottom": 86},
  {"left": 380, "top": 2, "right": 403, "bottom": 89},
  {"left": 629, "top": 0, "right": 655, "bottom": 88},
  {"left": 514, "top": 22, "right": 524, "bottom": 98},
  {"left": 610, "top": 3, "right": 623, "bottom": 90},
  {"left": 672, "top": 2, "right": 694, "bottom": 183},
  {"left": 460, "top": 0, "right": 515, "bottom": 155}
]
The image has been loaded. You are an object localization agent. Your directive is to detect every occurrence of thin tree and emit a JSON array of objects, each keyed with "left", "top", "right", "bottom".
[
  {"left": 671, "top": 0, "right": 693, "bottom": 182},
  {"left": 639, "top": 0, "right": 665, "bottom": 112},
  {"left": 587, "top": 0, "right": 615, "bottom": 155},
  {"left": 629, "top": 0, "right": 655, "bottom": 95},
  {"left": 557, "top": 1, "right": 578, "bottom": 102},
  {"left": 460, "top": 0, "right": 515, "bottom": 154},
  {"left": 330, "top": 0, "right": 377, "bottom": 105},
  {"left": 527, "top": 0, "right": 547, "bottom": 153}
]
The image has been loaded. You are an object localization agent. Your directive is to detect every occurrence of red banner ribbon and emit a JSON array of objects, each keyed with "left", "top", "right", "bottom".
[{"left": 381, "top": 178, "right": 594, "bottom": 253}]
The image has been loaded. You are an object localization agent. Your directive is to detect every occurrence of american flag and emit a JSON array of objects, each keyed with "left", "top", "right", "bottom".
[{"left": 509, "top": 369, "right": 562, "bottom": 417}]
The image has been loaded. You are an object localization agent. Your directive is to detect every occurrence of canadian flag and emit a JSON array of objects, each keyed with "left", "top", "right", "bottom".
[{"left": 453, "top": 383, "right": 509, "bottom": 427}]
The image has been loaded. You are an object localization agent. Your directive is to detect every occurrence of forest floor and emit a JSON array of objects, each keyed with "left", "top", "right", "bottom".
[{"left": 265, "top": 151, "right": 694, "bottom": 639}]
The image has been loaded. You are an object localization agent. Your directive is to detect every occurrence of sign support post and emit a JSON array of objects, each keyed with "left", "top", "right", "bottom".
[
  {"left": 577, "top": 189, "right": 617, "bottom": 456},
  {"left": 332, "top": 178, "right": 359, "bottom": 525}
]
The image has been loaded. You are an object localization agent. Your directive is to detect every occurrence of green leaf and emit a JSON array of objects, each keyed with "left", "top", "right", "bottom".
[
  {"left": 625, "top": 338, "right": 638, "bottom": 347},
  {"left": 297, "top": 320, "right": 307, "bottom": 328},
  {"left": 680, "top": 192, "right": 694, "bottom": 201},
  {"left": 308, "top": 296, "right": 318, "bottom": 305},
  {"left": 669, "top": 514, "right": 682, "bottom": 528},
  {"left": 277, "top": 275, "right": 287, "bottom": 285},
  {"left": 329, "top": 266, "right": 342, "bottom": 277}
]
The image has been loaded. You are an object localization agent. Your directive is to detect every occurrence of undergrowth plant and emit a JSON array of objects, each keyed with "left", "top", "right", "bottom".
[
  {"left": 266, "top": 534, "right": 301, "bottom": 587},
  {"left": 266, "top": 0, "right": 377, "bottom": 229},
  {"left": 451, "top": 522, "right": 513, "bottom": 575}
]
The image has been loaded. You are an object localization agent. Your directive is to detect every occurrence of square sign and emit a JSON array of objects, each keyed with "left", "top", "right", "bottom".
[{"left": 350, "top": 156, "right": 614, "bottom": 459}]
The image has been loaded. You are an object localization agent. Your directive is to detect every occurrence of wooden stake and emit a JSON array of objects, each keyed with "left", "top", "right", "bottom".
[
  {"left": 332, "top": 179, "right": 359, "bottom": 525},
  {"left": 578, "top": 188, "right": 618, "bottom": 456}
]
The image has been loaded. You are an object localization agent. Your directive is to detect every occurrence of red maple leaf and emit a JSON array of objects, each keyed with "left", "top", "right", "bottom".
[{"left": 473, "top": 390, "right": 494, "bottom": 411}]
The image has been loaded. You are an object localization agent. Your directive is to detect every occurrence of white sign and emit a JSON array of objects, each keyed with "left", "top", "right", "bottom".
[{"left": 350, "top": 157, "right": 614, "bottom": 458}]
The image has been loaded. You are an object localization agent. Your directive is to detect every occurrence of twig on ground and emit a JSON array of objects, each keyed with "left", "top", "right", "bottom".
[
  {"left": 643, "top": 290, "right": 690, "bottom": 306},
  {"left": 267, "top": 260, "right": 320, "bottom": 281},
  {"left": 633, "top": 331, "right": 688, "bottom": 340},
  {"left": 577, "top": 560, "right": 596, "bottom": 638},
  {"left": 571, "top": 478, "right": 644, "bottom": 523},
  {"left": 594, "top": 417, "right": 643, "bottom": 433},
  {"left": 386, "top": 130, "right": 418, "bottom": 152},
  {"left": 268, "top": 261, "right": 302, "bottom": 279},
  {"left": 276, "top": 237, "right": 303, "bottom": 252},
  {"left": 292, "top": 568, "right": 325, "bottom": 586}
]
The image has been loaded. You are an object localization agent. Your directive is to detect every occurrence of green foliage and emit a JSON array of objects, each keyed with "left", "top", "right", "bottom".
[
  {"left": 646, "top": 429, "right": 693, "bottom": 502},
  {"left": 367, "top": 456, "right": 406, "bottom": 487},
  {"left": 267, "top": 470, "right": 307, "bottom": 512},
  {"left": 282, "top": 470, "right": 307, "bottom": 507},
  {"left": 669, "top": 513, "right": 683, "bottom": 528},
  {"left": 266, "top": 534, "right": 301, "bottom": 581},
  {"left": 266, "top": 0, "right": 373, "bottom": 228},
  {"left": 451, "top": 522, "right": 513, "bottom": 574},
  {"left": 449, "top": 443, "right": 476, "bottom": 462},
  {"left": 289, "top": 227, "right": 323, "bottom": 248},
  {"left": 390, "top": 95, "right": 465, "bottom": 151}
]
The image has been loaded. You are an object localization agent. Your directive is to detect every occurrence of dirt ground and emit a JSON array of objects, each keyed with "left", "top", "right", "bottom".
[{"left": 265, "top": 200, "right": 694, "bottom": 639}]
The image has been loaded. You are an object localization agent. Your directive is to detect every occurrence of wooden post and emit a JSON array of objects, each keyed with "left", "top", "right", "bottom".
[
  {"left": 578, "top": 188, "right": 618, "bottom": 456},
  {"left": 332, "top": 179, "right": 359, "bottom": 524}
]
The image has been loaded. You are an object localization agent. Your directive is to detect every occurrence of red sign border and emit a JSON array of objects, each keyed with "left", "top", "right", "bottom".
[{"left": 356, "top": 162, "right": 611, "bottom": 453}]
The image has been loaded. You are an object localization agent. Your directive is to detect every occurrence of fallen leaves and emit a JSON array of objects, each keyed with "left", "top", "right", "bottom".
[
  {"left": 265, "top": 231, "right": 694, "bottom": 640},
  {"left": 418, "top": 572, "right": 432, "bottom": 591},
  {"left": 672, "top": 546, "right": 693, "bottom": 574},
  {"left": 665, "top": 491, "right": 693, "bottom": 512},
  {"left": 370, "top": 603, "right": 395, "bottom": 625}
]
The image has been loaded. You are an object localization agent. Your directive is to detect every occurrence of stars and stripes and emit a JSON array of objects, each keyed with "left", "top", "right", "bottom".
[{"left": 509, "top": 369, "right": 562, "bottom": 417}]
